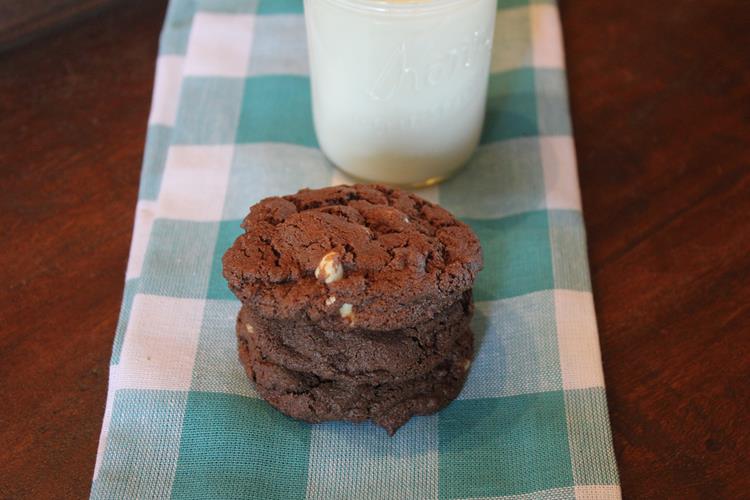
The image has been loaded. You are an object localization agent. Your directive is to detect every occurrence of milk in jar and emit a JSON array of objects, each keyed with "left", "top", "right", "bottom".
[{"left": 304, "top": 0, "right": 496, "bottom": 186}]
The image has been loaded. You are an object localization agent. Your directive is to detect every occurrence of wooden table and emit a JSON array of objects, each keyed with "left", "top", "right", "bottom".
[{"left": 1, "top": 1, "right": 748, "bottom": 498}]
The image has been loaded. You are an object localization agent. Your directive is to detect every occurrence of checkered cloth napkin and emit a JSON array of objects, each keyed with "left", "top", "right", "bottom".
[{"left": 91, "top": 0, "right": 620, "bottom": 498}]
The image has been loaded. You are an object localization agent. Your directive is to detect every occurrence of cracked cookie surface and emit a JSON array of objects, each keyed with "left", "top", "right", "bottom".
[{"left": 222, "top": 184, "right": 483, "bottom": 331}]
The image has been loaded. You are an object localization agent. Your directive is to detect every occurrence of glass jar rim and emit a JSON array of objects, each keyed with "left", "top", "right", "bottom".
[{"left": 314, "top": 0, "right": 478, "bottom": 15}]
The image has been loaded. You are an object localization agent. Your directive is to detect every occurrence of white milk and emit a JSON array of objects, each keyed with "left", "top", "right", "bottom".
[{"left": 304, "top": 0, "right": 496, "bottom": 186}]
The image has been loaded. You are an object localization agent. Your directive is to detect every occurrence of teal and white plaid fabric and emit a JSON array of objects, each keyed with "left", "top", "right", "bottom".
[{"left": 91, "top": 1, "right": 620, "bottom": 498}]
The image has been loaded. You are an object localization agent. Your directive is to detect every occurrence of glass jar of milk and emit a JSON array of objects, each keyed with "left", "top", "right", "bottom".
[{"left": 304, "top": 0, "right": 496, "bottom": 187}]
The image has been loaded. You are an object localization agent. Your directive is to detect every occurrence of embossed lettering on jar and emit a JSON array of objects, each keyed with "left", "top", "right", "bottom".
[{"left": 304, "top": 0, "right": 496, "bottom": 186}]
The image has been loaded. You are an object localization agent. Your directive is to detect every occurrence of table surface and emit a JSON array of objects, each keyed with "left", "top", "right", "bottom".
[{"left": 1, "top": 1, "right": 748, "bottom": 498}]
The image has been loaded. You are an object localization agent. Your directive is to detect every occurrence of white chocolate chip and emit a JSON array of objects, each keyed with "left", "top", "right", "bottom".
[
  {"left": 325, "top": 296, "right": 336, "bottom": 306},
  {"left": 245, "top": 324, "right": 254, "bottom": 334},
  {"left": 403, "top": 216, "right": 410, "bottom": 223},
  {"left": 462, "top": 359, "right": 472, "bottom": 371},
  {"left": 315, "top": 251, "right": 344, "bottom": 284},
  {"left": 339, "top": 303, "right": 353, "bottom": 319}
]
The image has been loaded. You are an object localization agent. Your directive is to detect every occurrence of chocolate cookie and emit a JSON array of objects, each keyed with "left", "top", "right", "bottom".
[
  {"left": 238, "top": 319, "right": 473, "bottom": 435},
  {"left": 222, "top": 184, "right": 482, "bottom": 331},
  {"left": 237, "top": 291, "right": 473, "bottom": 384},
  {"left": 223, "top": 184, "right": 483, "bottom": 434}
]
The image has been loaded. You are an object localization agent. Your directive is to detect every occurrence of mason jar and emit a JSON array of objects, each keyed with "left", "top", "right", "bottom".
[{"left": 304, "top": 0, "right": 496, "bottom": 186}]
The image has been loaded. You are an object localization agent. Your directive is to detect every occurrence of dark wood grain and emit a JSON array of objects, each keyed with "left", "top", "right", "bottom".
[
  {"left": 0, "top": 1, "right": 748, "bottom": 498},
  {"left": 559, "top": 1, "right": 750, "bottom": 498},
  {"left": 0, "top": 1, "right": 168, "bottom": 498},
  {"left": 0, "top": 0, "right": 121, "bottom": 51}
]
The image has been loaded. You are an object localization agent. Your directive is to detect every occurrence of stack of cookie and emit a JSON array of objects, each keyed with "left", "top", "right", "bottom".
[{"left": 223, "top": 184, "right": 482, "bottom": 434}]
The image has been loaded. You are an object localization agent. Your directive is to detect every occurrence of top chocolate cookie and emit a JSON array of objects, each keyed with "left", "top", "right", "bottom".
[{"left": 223, "top": 184, "right": 482, "bottom": 331}]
